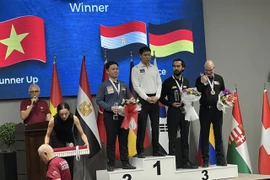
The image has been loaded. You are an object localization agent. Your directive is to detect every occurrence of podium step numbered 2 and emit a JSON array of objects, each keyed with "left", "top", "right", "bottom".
[{"left": 96, "top": 156, "right": 238, "bottom": 180}]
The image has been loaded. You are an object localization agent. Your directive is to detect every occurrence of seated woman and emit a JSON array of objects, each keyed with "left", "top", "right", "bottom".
[{"left": 44, "top": 102, "right": 89, "bottom": 178}]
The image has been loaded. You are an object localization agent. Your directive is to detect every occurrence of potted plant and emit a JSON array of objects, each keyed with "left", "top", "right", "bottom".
[
  {"left": 0, "top": 122, "right": 17, "bottom": 180},
  {"left": 0, "top": 122, "right": 16, "bottom": 152}
]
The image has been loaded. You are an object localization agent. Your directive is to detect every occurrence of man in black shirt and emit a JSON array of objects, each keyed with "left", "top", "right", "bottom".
[
  {"left": 195, "top": 60, "right": 227, "bottom": 167},
  {"left": 160, "top": 58, "right": 197, "bottom": 169}
]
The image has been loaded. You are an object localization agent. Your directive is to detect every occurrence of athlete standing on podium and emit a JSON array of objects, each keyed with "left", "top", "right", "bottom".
[
  {"left": 96, "top": 61, "right": 136, "bottom": 172},
  {"left": 131, "top": 46, "right": 166, "bottom": 158},
  {"left": 160, "top": 58, "right": 198, "bottom": 169},
  {"left": 195, "top": 60, "right": 227, "bottom": 167}
]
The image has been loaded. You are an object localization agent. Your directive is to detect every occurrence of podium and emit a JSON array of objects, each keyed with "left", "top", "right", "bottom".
[
  {"left": 96, "top": 156, "right": 238, "bottom": 180},
  {"left": 15, "top": 121, "right": 48, "bottom": 180}
]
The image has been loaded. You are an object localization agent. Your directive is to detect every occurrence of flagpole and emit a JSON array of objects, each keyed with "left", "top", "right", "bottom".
[
  {"left": 103, "top": 47, "right": 107, "bottom": 62},
  {"left": 264, "top": 82, "right": 266, "bottom": 90},
  {"left": 235, "top": 84, "right": 237, "bottom": 91},
  {"left": 82, "top": 51, "right": 86, "bottom": 60},
  {"left": 130, "top": 51, "right": 133, "bottom": 62},
  {"left": 54, "top": 54, "right": 56, "bottom": 63}
]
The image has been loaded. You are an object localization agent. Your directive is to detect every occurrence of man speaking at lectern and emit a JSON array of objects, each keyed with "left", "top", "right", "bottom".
[{"left": 20, "top": 84, "right": 51, "bottom": 124}]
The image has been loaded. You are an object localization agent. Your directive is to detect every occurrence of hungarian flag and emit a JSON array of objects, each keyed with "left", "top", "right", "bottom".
[
  {"left": 148, "top": 19, "right": 194, "bottom": 58},
  {"left": 227, "top": 90, "right": 252, "bottom": 173},
  {"left": 74, "top": 56, "right": 101, "bottom": 157},
  {"left": 259, "top": 88, "right": 270, "bottom": 174},
  {"left": 0, "top": 15, "right": 46, "bottom": 67},
  {"left": 198, "top": 124, "right": 216, "bottom": 165},
  {"left": 49, "top": 60, "right": 63, "bottom": 116}
]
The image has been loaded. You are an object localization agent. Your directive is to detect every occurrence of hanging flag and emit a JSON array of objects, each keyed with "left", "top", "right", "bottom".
[
  {"left": 259, "top": 88, "right": 270, "bottom": 174},
  {"left": 149, "top": 19, "right": 194, "bottom": 58},
  {"left": 74, "top": 56, "right": 101, "bottom": 157},
  {"left": 0, "top": 15, "right": 46, "bottom": 67},
  {"left": 227, "top": 89, "right": 252, "bottom": 173},
  {"left": 153, "top": 54, "right": 168, "bottom": 153},
  {"left": 49, "top": 58, "right": 63, "bottom": 116},
  {"left": 198, "top": 124, "right": 216, "bottom": 166}
]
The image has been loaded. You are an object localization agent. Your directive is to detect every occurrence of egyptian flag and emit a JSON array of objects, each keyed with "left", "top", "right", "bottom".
[
  {"left": 100, "top": 21, "right": 147, "bottom": 59},
  {"left": 0, "top": 15, "right": 46, "bottom": 67},
  {"left": 148, "top": 19, "right": 194, "bottom": 58},
  {"left": 49, "top": 59, "right": 63, "bottom": 116},
  {"left": 74, "top": 56, "right": 101, "bottom": 157}
]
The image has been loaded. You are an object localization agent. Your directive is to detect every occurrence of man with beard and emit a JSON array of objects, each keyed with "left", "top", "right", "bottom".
[
  {"left": 195, "top": 60, "right": 227, "bottom": 167},
  {"left": 160, "top": 58, "right": 198, "bottom": 169}
]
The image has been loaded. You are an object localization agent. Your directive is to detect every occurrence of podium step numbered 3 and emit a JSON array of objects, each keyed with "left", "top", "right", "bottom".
[{"left": 96, "top": 156, "right": 238, "bottom": 180}]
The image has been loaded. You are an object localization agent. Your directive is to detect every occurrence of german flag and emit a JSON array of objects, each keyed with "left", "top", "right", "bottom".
[{"left": 148, "top": 19, "right": 194, "bottom": 58}]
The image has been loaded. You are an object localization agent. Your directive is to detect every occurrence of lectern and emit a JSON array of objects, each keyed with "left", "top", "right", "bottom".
[{"left": 15, "top": 121, "right": 48, "bottom": 180}]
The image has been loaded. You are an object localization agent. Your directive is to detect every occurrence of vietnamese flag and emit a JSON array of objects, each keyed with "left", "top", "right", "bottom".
[{"left": 0, "top": 15, "right": 46, "bottom": 68}]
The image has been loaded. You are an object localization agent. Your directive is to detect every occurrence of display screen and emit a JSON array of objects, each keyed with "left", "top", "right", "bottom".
[{"left": 0, "top": 0, "right": 206, "bottom": 99}]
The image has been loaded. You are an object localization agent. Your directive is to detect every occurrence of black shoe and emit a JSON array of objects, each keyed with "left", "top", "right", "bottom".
[
  {"left": 182, "top": 161, "right": 198, "bottom": 169},
  {"left": 217, "top": 160, "right": 227, "bottom": 166},
  {"left": 202, "top": 160, "right": 209, "bottom": 168},
  {"left": 107, "top": 165, "right": 114, "bottom": 172},
  {"left": 137, "top": 152, "right": 145, "bottom": 158},
  {"left": 153, "top": 151, "right": 166, "bottom": 156},
  {"left": 122, "top": 163, "right": 136, "bottom": 169}
]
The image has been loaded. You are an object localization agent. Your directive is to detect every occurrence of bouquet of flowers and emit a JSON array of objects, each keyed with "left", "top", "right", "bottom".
[
  {"left": 181, "top": 88, "right": 201, "bottom": 121},
  {"left": 217, "top": 89, "right": 236, "bottom": 113},
  {"left": 118, "top": 97, "right": 141, "bottom": 130}
]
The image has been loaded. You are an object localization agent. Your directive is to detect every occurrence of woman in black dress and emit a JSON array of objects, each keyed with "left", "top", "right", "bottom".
[{"left": 44, "top": 102, "right": 89, "bottom": 178}]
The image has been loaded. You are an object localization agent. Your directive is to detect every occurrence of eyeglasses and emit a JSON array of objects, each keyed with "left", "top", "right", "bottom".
[
  {"left": 30, "top": 90, "right": 40, "bottom": 93},
  {"left": 205, "top": 68, "right": 214, "bottom": 72}
]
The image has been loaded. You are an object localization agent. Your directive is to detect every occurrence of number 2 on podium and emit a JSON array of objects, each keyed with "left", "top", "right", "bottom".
[{"left": 153, "top": 161, "right": 161, "bottom": 175}]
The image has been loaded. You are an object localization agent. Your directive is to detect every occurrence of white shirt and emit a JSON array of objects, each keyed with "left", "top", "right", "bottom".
[{"left": 131, "top": 62, "right": 162, "bottom": 100}]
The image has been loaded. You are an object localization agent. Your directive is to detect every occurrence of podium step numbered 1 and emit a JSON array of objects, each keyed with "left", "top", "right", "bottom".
[{"left": 96, "top": 156, "right": 238, "bottom": 180}]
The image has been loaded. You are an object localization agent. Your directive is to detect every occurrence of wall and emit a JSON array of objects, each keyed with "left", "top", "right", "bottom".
[{"left": 203, "top": 0, "right": 270, "bottom": 173}]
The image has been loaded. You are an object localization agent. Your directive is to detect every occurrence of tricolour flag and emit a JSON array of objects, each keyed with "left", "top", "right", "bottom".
[
  {"left": 100, "top": 21, "right": 147, "bottom": 59},
  {"left": 149, "top": 19, "right": 194, "bottom": 58},
  {"left": 49, "top": 59, "right": 63, "bottom": 116},
  {"left": 74, "top": 56, "right": 101, "bottom": 157},
  {"left": 259, "top": 88, "right": 270, "bottom": 174},
  {"left": 198, "top": 124, "right": 216, "bottom": 165},
  {"left": 0, "top": 15, "right": 46, "bottom": 67},
  {"left": 227, "top": 89, "right": 252, "bottom": 173}
]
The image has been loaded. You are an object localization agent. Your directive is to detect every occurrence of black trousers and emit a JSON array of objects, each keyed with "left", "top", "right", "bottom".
[
  {"left": 167, "top": 107, "right": 190, "bottom": 163},
  {"left": 199, "top": 105, "right": 224, "bottom": 161},
  {"left": 136, "top": 98, "right": 160, "bottom": 154},
  {"left": 104, "top": 111, "right": 129, "bottom": 165}
]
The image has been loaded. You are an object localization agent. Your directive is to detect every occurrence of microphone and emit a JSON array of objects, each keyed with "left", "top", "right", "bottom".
[{"left": 32, "top": 96, "right": 37, "bottom": 105}]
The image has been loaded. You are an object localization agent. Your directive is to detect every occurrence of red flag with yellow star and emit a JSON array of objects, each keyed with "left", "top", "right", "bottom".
[{"left": 0, "top": 15, "right": 46, "bottom": 67}]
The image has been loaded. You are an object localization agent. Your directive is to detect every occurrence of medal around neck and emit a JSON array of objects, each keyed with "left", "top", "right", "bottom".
[{"left": 211, "top": 90, "right": 215, "bottom": 95}]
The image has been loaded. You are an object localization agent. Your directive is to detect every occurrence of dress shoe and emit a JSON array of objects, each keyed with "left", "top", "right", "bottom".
[
  {"left": 217, "top": 160, "right": 227, "bottom": 166},
  {"left": 137, "top": 152, "right": 145, "bottom": 158},
  {"left": 202, "top": 160, "right": 209, "bottom": 168},
  {"left": 122, "top": 163, "right": 136, "bottom": 169},
  {"left": 107, "top": 165, "right": 114, "bottom": 172},
  {"left": 182, "top": 161, "right": 198, "bottom": 169},
  {"left": 153, "top": 151, "right": 166, "bottom": 156}
]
